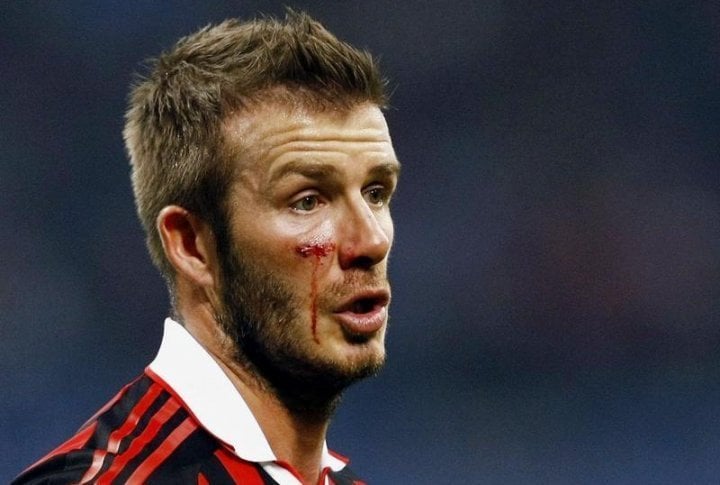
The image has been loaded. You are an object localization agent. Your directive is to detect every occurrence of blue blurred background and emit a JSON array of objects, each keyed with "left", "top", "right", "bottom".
[{"left": 2, "top": 2, "right": 719, "bottom": 483}]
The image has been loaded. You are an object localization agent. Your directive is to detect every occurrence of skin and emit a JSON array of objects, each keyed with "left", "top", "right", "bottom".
[{"left": 157, "top": 100, "right": 399, "bottom": 484}]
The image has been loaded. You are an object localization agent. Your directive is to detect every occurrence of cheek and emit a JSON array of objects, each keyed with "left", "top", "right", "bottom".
[
  {"left": 293, "top": 229, "right": 336, "bottom": 345},
  {"left": 238, "top": 216, "right": 338, "bottom": 277},
  {"left": 289, "top": 219, "right": 336, "bottom": 257}
]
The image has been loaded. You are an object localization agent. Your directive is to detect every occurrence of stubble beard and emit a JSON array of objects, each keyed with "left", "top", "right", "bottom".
[{"left": 215, "top": 242, "right": 385, "bottom": 421}]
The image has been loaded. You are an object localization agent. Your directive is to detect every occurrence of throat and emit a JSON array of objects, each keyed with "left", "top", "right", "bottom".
[{"left": 217, "top": 354, "right": 331, "bottom": 485}]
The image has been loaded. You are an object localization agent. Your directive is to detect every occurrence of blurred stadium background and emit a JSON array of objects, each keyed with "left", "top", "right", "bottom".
[{"left": 2, "top": 2, "right": 719, "bottom": 483}]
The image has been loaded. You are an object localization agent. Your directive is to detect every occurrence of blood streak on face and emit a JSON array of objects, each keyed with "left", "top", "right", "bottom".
[{"left": 295, "top": 241, "right": 336, "bottom": 343}]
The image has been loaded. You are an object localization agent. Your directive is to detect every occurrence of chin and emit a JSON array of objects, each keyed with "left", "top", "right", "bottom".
[
  {"left": 321, "top": 333, "right": 386, "bottom": 376},
  {"left": 263, "top": 332, "right": 385, "bottom": 418}
]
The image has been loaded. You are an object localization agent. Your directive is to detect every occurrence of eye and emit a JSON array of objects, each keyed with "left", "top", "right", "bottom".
[
  {"left": 290, "top": 194, "right": 321, "bottom": 212},
  {"left": 363, "top": 186, "right": 389, "bottom": 207}
]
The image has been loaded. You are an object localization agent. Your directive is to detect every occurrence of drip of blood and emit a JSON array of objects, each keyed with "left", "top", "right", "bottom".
[{"left": 295, "top": 242, "right": 336, "bottom": 343}]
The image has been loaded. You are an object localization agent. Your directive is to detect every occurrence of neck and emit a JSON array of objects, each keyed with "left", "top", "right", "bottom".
[{"left": 215, "top": 346, "right": 331, "bottom": 484}]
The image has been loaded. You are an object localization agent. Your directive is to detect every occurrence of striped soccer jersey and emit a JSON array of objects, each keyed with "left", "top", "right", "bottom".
[{"left": 14, "top": 319, "right": 366, "bottom": 485}]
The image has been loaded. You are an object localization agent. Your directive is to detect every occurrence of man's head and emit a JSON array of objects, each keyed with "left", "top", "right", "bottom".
[
  {"left": 124, "top": 11, "right": 398, "bottom": 414},
  {"left": 124, "top": 10, "right": 387, "bottom": 280}
]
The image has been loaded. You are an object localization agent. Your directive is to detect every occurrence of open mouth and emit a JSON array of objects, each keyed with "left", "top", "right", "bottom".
[
  {"left": 350, "top": 297, "right": 380, "bottom": 314},
  {"left": 338, "top": 291, "right": 390, "bottom": 314},
  {"left": 334, "top": 290, "right": 390, "bottom": 336}
]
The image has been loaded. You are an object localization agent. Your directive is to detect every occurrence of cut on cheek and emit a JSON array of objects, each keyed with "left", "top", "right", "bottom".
[
  {"left": 295, "top": 242, "right": 336, "bottom": 343},
  {"left": 296, "top": 241, "right": 336, "bottom": 258}
]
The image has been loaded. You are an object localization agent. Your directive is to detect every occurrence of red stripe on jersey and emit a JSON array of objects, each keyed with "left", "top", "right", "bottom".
[
  {"left": 76, "top": 381, "right": 164, "bottom": 484},
  {"left": 126, "top": 416, "right": 197, "bottom": 483},
  {"left": 328, "top": 449, "right": 350, "bottom": 464},
  {"left": 197, "top": 472, "right": 210, "bottom": 485},
  {"left": 19, "top": 421, "right": 98, "bottom": 475},
  {"left": 319, "top": 466, "right": 331, "bottom": 485},
  {"left": 214, "top": 447, "right": 267, "bottom": 484},
  {"left": 78, "top": 449, "right": 106, "bottom": 484},
  {"left": 95, "top": 398, "right": 181, "bottom": 484},
  {"left": 107, "top": 382, "right": 163, "bottom": 453},
  {"left": 145, "top": 368, "right": 235, "bottom": 449},
  {"left": 80, "top": 376, "right": 143, "bottom": 430}
]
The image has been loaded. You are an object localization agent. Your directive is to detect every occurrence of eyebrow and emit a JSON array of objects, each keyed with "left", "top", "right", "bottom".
[
  {"left": 268, "top": 159, "right": 401, "bottom": 185},
  {"left": 368, "top": 161, "right": 402, "bottom": 180},
  {"left": 268, "top": 160, "right": 341, "bottom": 185}
]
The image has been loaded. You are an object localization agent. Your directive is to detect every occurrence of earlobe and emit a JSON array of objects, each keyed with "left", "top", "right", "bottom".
[{"left": 156, "top": 206, "right": 217, "bottom": 288}]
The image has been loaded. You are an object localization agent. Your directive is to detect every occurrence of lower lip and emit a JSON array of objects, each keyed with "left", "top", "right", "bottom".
[{"left": 333, "top": 306, "right": 387, "bottom": 336}]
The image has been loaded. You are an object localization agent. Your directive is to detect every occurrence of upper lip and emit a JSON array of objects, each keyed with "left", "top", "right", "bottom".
[{"left": 334, "top": 289, "right": 391, "bottom": 313}]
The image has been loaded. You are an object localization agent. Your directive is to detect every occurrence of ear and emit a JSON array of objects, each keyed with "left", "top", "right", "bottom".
[{"left": 156, "top": 205, "right": 217, "bottom": 288}]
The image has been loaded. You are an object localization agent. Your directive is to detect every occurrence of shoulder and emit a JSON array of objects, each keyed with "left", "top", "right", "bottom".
[{"left": 12, "top": 374, "right": 256, "bottom": 484}]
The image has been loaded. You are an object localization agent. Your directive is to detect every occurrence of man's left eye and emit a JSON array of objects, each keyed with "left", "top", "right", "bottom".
[{"left": 363, "top": 186, "right": 387, "bottom": 206}]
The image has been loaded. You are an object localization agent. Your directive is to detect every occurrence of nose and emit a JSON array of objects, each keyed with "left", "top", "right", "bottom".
[{"left": 337, "top": 197, "right": 392, "bottom": 270}]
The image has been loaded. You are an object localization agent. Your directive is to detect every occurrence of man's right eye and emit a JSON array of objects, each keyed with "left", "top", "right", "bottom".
[{"left": 290, "top": 195, "right": 320, "bottom": 212}]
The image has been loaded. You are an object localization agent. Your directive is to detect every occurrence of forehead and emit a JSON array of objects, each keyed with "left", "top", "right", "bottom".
[{"left": 221, "top": 100, "right": 396, "bottom": 171}]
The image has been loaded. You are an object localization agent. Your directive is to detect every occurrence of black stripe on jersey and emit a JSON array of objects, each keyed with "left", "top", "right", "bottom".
[
  {"left": 90, "top": 380, "right": 171, "bottom": 477},
  {"left": 255, "top": 463, "right": 281, "bottom": 484},
  {"left": 196, "top": 454, "right": 235, "bottom": 484},
  {"left": 110, "top": 404, "right": 188, "bottom": 483},
  {"left": 147, "top": 422, "right": 281, "bottom": 485},
  {"left": 12, "top": 376, "right": 158, "bottom": 485},
  {"left": 145, "top": 426, "right": 218, "bottom": 483},
  {"left": 114, "top": 388, "right": 171, "bottom": 455},
  {"left": 145, "top": 426, "right": 279, "bottom": 484},
  {"left": 85, "top": 375, "right": 154, "bottom": 450},
  {"left": 11, "top": 449, "right": 95, "bottom": 485}
]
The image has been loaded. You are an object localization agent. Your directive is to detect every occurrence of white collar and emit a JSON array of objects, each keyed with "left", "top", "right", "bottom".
[{"left": 147, "top": 318, "right": 346, "bottom": 473}]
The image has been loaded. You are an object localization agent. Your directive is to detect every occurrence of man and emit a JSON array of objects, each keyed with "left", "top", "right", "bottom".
[{"left": 15, "top": 11, "right": 399, "bottom": 485}]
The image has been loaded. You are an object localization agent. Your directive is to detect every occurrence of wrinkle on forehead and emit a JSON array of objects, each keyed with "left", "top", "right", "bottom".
[{"left": 221, "top": 100, "right": 391, "bottom": 173}]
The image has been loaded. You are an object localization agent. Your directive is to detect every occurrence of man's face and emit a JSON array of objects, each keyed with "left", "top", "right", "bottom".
[{"left": 215, "top": 101, "right": 399, "bottom": 407}]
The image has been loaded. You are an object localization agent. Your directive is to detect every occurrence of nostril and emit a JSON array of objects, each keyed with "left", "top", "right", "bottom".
[{"left": 349, "top": 255, "right": 375, "bottom": 270}]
